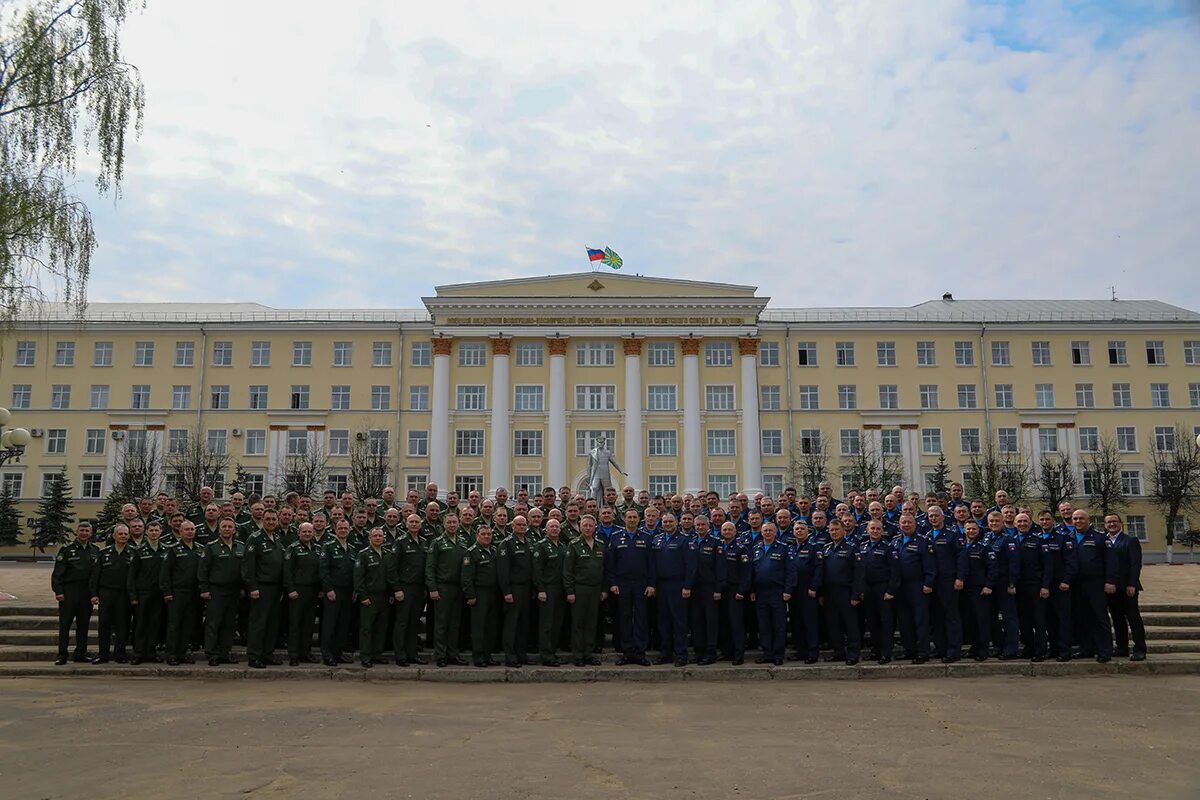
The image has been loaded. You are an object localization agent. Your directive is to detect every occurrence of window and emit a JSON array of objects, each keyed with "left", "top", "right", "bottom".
[
  {"left": 411, "top": 342, "right": 431, "bottom": 367},
  {"left": 796, "top": 385, "right": 819, "bottom": 410},
  {"left": 43, "top": 429, "right": 66, "bottom": 455},
  {"left": 1075, "top": 383, "right": 1094, "bottom": 408},
  {"left": 50, "top": 384, "right": 71, "bottom": 409},
  {"left": 287, "top": 430, "right": 309, "bottom": 456},
  {"left": 409, "top": 386, "right": 429, "bottom": 411},
  {"left": 513, "top": 475, "right": 543, "bottom": 495},
  {"left": 919, "top": 384, "right": 939, "bottom": 409},
  {"left": 459, "top": 342, "right": 487, "bottom": 367},
  {"left": 1082, "top": 468, "right": 1100, "bottom": 496},
  {"left": 408, "top": 431, "right": 429, "bottom": 457},
  {"left": 1126, "top": 516, "right": 1148, "bottom": 541},
  {"left": 759, "top": 341, "right": 779, "bottom": 367},
  {"left": 172, "top": 385, "right": 192, "bottom": 410},
  {"left": 1113, "top": 383, "right": 1132, "bottom": 408},
  {"left": 954, "top": 341, "right": 975, "bottom": 367},
  {"left": 242, "top": 472, "right": 266, "bottom": 498},
  {"left": 1108, "top": 340, "right": 1127, "bottom": 365},
  {"left": 452, "top": 475, "right": 480, "bottom": 498},
  {"left": 576, "top": 342, "right": 613, "bottom": 367},
  {"left": 706, "top": 385, "right": 736, "bottom": 411},
  {"left": 838, "top": 385, "right": 857, "bottom": 410},
  {"left": 575, "top": 430, "right": 615, "bottom": 456},
  {"left": 244, "top": 429, "right": 266, "bottom": 456},
  {"left": 371, "top": 385, "right": 391, "bottom": 411},
  {"left": 957, "top": 384, "right": 977, "bottom": 409},
  {"left": 1154, "top": 426, "right": 1176, "bottom": 453},
  {"left": 455, "top": 430, "right": 485, "bottom": 456},
  {"left": 1031, "top": 341, "right": 1052, "bottom": 366},
  {"left": 212, "top": 341, "right": 233, "bottom": 366},
  {"left": 93, "top": 342, "right": 113, "bottom": 367},
  {"left": 332, "top": 341, "right": 353, "bottom": 367},
  {"left": 797, "top": 342, "right": 817, "bottom": 366},
  {"left": 916, "top": 341, "right": 936, "bottom": 366},
  {"left": 1037, "top": 429, "right": 1059, "bottom": 453},
  {"left": 761, "top": 429, "right": 783, "bottom": 456},
  {"left": 326, "top": 430, "right": 347, "bottom": 456},
  {"left": 15, "top": 341, "right": 35, "bottom": 366},
  {"left": 371, "top": 341, "right": 392, "bottom": 367},
  {"left": 960, "top": 428, "right": 981, "bottom": 454},
  {"left": 835, "top": 342, "right": 855, "bottom": 367},
  {"left": 126, "top": 429, "right": 147, "bottom": 454},
  {"left": 81, "top": 473, "right": 103, "bottom": 499},
  {"left": 1035, "top": 383, "right": 1055, "bottom": 409},
  {"left": 647, "top": 342, "right": 675, "bottom": 367},
  {"left": 707, "top": 474, "right": 738, "bottom": 497},
  {"left": 648, "top": 475, "right": 678, "bottom": 497},
  {"left": 1071, "top": 341, "right": 1091, "bottom": 365},
  {"left": 206, "top": 430, "right": 228, "bottom": 455},
  {"left": 1186, "top": 341, "right": 1200, "bottom": 366},
  {"left": 1, "top": 473, "right": 22, "bottom": 497},
  {"left": 705, "top": 341, "right": 733, "bottom": 367},
  {"left": 994, "top": 384, "right": 1014, "bottom": 409},
  {"left": 922, "top": 428, "right": 942, "bottom": 454},
  {"left": 998, "top": 427, "right": 1019, "bottom": 453},
  {"left": 762, "top": 474, "right": 785, "bottom": 498},
  {"left": 1151, "top": 383, "right": 1170, "bottom": 408},
  {"left": 879, "top": 384, "right": 898, "bottom": 409},
  {"left": 991, "top": 341, "right": 1011, "bottom": 366},
  {"left": 251, "top": 341, "right": 271, "bottom": 367},
  {"left": 515, "top": 342, "right": 543, "bottom": 366},
  {"left": 798, "top": 429, "right": 822, "bottom": 454},
  {"left": 10, "top": 384, "right": 30, "bottom": 409},
  {"left": 163, "top": 473, "right": 182, "bottom": 497},
  {"left": 89, "top": 385, "right": 108, "bottom": 410},
  {"left": 574, "top": 385, "right": 615, "bottom": 411},
  {"left": 877, "top": 341, "right": 896, "bottom": 367},
  {"left": 1116, "top": 426, "right": 1137, "bottom": 452},
  {"left": 513, "top": 430, "right": 543, "bottom": 457},
  {"left": 514, "top": 385, "right": 544, "bottom": 412},
  {"left": 292, "top": 341, "right": 312, "bottom": 367},
  {"left": 881, "top": 430, "right": 902, "bottom": 456},
  {"left": 135, "top": 341, "right": 155, "bottom": 367},
  {"left": 1191, "top": 383, "right": 1200, "bottom": 409},
  {"left": 367, "top": 430, "right": 390, "bottom": 456},
  {"left": 457, "top": 385, "right": 486, "bottom": 410},
  {"left": 647, "top": 385, "right": 677, "bottom": 411},
  {"left": 1146, "top": 340, "right": 1166, "bottom": 366},
  {"left": 1120, "top": 470, "right": 1142, "bottom": 496},
  {"left": 1078, "top": 427, "right": 1099, "bottom": 453},
  {"left": 330, "top": 385, "right": 350, "bottom": 411},
  {"left": 290, "top": 385, "right": 310, "bottom": 410},
  {"left": 54, "top": 341, "right": 75, "bottom": 367},
  {"left": 327, "top": 474, "right": 349, "bottom": 495},
  {"left": 130, "top": 385, "right": 151, "bottom": 409},
  {"left": 840, "top": 429, "right": 861, "bottom": 456},
  {"left": 40, "top": 472, "right": 63, "bottom": 497},
  {"left": 760, "top": 385, "right": 781, "bottom": 410},
  {"left": 210, "top": 385, "right": 230, "bottom": 410},
  {"left": 85, "top": 429, "right": 105, "bottom": 455}
]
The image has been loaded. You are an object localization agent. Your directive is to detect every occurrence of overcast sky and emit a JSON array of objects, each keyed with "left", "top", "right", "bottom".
[{"left": 78, "top": 0, "right": 1200, "bottom": 310}]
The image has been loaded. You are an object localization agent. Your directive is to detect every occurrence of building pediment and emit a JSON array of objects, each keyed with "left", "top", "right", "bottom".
[{"left": 429, "top": 272, "right": 761, "bottom": 300}]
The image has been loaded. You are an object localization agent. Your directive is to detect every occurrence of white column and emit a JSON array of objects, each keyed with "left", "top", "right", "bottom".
[
  {"left": 150, "top": 428, "right": 165, "bottom": 492},
  {"left": 1063, "top": 424, "right": 1080, "bottom": 483},
  {"left": 488, "top": 338, "right": 511, "bottom": 495},
  {"left": 104, "top": 426, "right": 121, "bottom": 495},
  {"left": 738, "top": 337, "right": 762, "bottom": 495},
  {"left": 682, "top": 338, "right": 702, "bottom": 494},
  {"left": 622, "top": 338, "right": 644, "bottom": 491},
  {"left": 431, "top": 338, "right": 452, "bottom": 492},
  {"left": 547, "top": 338, "right": 568, "bottom": 489},
  {"left": 900, "top": 426, "right": 919, "bottom": 488}
]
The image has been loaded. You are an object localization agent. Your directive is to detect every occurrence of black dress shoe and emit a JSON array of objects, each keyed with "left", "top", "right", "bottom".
[
  {"left": 505, "top": 660, "right": 522, "bottom": 668},
  {"left": 1096, "top": 655, "right": 1111, "bottom": 664},
  {"left": 180, "top": 653, "right": 195, "bottom": 664},
  {"left": 54, "top": 657, "right": 68, "bottom": 666},
  {"left": 90, "top": 657, "right": 109, "bottom": 665},
  {"left": 302, "top": 655, "right": 321, "bottom": 664},
  {"left": 913, "top": 657, "right": 928, "bottom": 665},
  {"left": 674, "top": 658, "right": 687, "bottom": 668},
  {"left": 338, "top": 655, "right": 355, "bottom": 664},
  {"left": 804, "top": 657, "right": 819, "bottom": 665},
  {"left": 1114, "top": 650, "right": 1130, "bottom": 658},
  {"left": 265, "top": 656, "right": 282, "bottom": 666},
  {"left": 451, "top": 656, "right": 469, "bottom": 666},
  {"left": 573, "top": 659, "right": 585, "bottom": 667},
  {"left": 1031, "top": 656, "right": 1045, "bottom": 663},
  {"left": 974, "top": 655, "right": 988, "bottom": 662},
  {"left": 1055, "top": 655, "right": 1071, "bottom": 663},
  {"left": 846, "top": 658, "right": 859, "bottom": 666},
  {"left": 656, "top": 656, "right": 672, "bottom": 665},
  {"left": 486, "top": 657, "right": 502, "bottom": 667},
  {"left": 412, "top": 655, "right": 429, "bottom": 665},
  {"left": 249, "top": 659, "right": 265, "bottom": 669},
  {"left": 288, "top": 658, "right": 300, "bottom": 666},
  {"left": 436, "top": 659, "right": 447, "bottom": 668},
  {"left": 586, "top": 656, "right": 601, "bottom": 666},
  {"left": 541, "top": 658, "right": 560, "bottom": 667},
  {"left": 616, "top": 656, "right": 631, "bottom": 666},
  {"left": 323, "top": 658, "right": 337, "bottom": 667},
  {"left": 208, "top": 658, "right": 221, "bottom": 666},
  {"left": 1130, "top": 652, "right": 1146, "bottom": 662},
  {"left": 129, "top": 657, "right": 143, "bottom": 665},
  {"left": 473, "top": 660, "right": 488, "bottom": 668},
  {"left": 226, "top": 656, "right": 240, "bottom": 665},
  {"left": 732, "top": 658, "right": 744, "bottom": 666},
  {"left": 878, "top": 657, "right": 891, "bottom": 665},
  {"left": 166, "top": 657, "right": 179, "bottom": 666},
  {"left": 361, "top": 660, "right": 373, "bottom": 668},
  {"left": 942, "top": 656, "right": 959, "bottom": 664},
  {"left": 697, "top": 657, "right": 716, "bottom": 666},
  {"left": 823, "top": 655, "right": 839, "bottom": 662},
  {"left": 755, "top": 656, "right": 770, "bottom": 664},
  {"left": 773, "top": 658, "right": 784, "bottom": 666},
  {"left": 72, "top": 654, "right": 91, "bottom": 663},
  {"left": 395, "top": 659, "right": 410, "bottom": 667},
  {"left": 114, "top": 656, "right": 129, "bottom": 664}
]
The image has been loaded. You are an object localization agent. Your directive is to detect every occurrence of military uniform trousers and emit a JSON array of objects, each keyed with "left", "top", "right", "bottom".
[
  {"left": 1016, "top": 582, "right": 1049, "bottom": 658},
  {"left": 247, "top": 583, "right": 283, "bottom": 662},
  {"left": 471, "top": 589, "right": 500, "bottom": 661},
  {"left": 97, "top": 588, "right": 131, "bottom": 659},
  {"left": 570, "top": 585, "right": 603, "bottom": 660},
  {"left": 755, "top": 588, "right": 788, "bottom": 662},
  {"left": 321, "top": 586, "right": 353, "bottom": 660},
  {"left": 862, "top": 582, "right": 894, "bottom": 660},
  {"left": 719, "top": 594, "right": 746, "bottom": 660},
  {"left": 538, "top": 586, "right": 566, "bottom": 661},
  {"left": 963, "top": 586, "right": 992, "bottom": 656},
  {"left": 1076, "top": 580, "right": 1113, "bottom": 658},
  {"left": 358, "top": 592, "right": 389, "bottom": 664},
  {"left": 823, "top": 585, "right": 862, "bottom": 661},
  {"left": 931, "top": 580, "right": 963, "bottom": 659},
  {"left": 433, "top": 583, "right": 464, "bottom": 660},
  {"left": 616, "top": 582, "right": 649, "bottom": 658},
  {"left": 689, "top": 582, "right": 719, "bottom": 659},
  {"left": 392, "top": 582, "right": 425, "bottom": 662},
  {"left": 133, "top": 590, "right": 164, "bottom": 660},
  {"left": 897, "top": 585, "right": 932, "bottom": 659},
  {"left": 165, "top": 588, "right": 201, "bottom": 659},
  {"left": 657, "top": 582, "right": 689, "bottom": 659},
  {"left": 57, "top": 584, "right": 92, "bottom": 660},
  {"left": 1047, "top": 585, "right": 1073, "bottom": 657},
  {"left": 204, "top": 587, "right": 240, "bottom": 660},
  {"left": 992, "top": 590, "right": 1022, "bottom": 658},
  {"left": 502, "top": 583, "right": 532, "bottom": 662},
  {"left": 789, "top": 591, "right": 820, "bottom": 660},
  {"left": 288, "top": 585, "right": 320, "bottom": 660}
]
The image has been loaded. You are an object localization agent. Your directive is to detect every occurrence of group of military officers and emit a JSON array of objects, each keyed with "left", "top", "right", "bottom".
[{"left": 51, "top": 480, "right": 1148, "bottom": 670}]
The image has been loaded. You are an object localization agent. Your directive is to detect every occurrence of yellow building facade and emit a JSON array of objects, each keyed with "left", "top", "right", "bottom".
[{"left": 2, "top": 273, "right": 1198, "bottom": 553}]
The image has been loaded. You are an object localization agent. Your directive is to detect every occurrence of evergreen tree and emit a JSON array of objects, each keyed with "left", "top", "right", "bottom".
[
  {"left": 929, "top": 452, "right": 952, "bottom": 496},
  {"left": 30, "top": 472, "right": 75, "bottom": 552},
  {"left": 0, "top": 487, "right": 22, "bottom": 547}
]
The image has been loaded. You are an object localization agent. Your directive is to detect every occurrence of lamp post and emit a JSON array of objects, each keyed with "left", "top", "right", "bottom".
[{"left": 0, "top": 407, "right": 32, "bottom": 467}]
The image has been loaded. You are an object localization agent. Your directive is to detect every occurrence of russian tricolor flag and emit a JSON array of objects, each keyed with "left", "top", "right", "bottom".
[{"left": 586, "top": 248, "right": 605, "bottom": 262}]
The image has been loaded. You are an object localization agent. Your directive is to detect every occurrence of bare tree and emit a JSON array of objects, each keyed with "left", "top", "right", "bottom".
[
  {"left": 845, "top": 434, "right": 905, "bottom": 496},
  {"left": 163, "top": 426, "right": 229, "bottom": 504},
  {"left": 966, "top": 440, "right": 1031, "bottom": 503},
  {"left": 277, "top": 442, "right": 328, "bottom": 499},
  {"left": 349, "top": 432, "right": 389, "bottom": 502},
  {"left": 791, "top": 436, "right": 829, "bottom": 496},
  {"left": 1084, "top": 435, "right": 1127, "bottom": 517},
  {"left": 1148, "top": 425, "right": 1200, "bottom": 563},
  {"left": 95, "top": 436, "right": 161, "bottom": 537},
  {"left": 1036, "top": 453, "right": 1078, "bottom": 514}
]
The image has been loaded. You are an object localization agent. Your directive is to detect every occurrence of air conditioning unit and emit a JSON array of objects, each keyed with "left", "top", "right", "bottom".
[
  {"left": 231, "top": 428, "right": 242, "bottom": 437},
  {"left": 355, "top": 432, "right": 367, "bottom": 441},
  {"left": 111, "top": 430, "right": 126, "bottom": 441},
  {"left": 29, "top": 428, "right": 44, "bottom": 438}
]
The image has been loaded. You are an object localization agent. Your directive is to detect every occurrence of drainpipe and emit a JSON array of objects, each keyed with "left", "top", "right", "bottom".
[
  {"left": 784, "top": 323, "right": 795, "bottom": 488},
  {"left": 978, "top": 323, "right": 991, "bottom": 443},
  {"left": 395, "top": 326, "right": 405, "bottom": 492},
  {"left": 197, "top": 325, "right": 208, "bottom": 433}
]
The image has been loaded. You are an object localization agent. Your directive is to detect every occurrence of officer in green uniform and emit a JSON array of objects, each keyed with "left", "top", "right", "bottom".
[
  {"left": 462, "top": 526, "right": 501, "bottom": 667},
  {"left": 419, "top": 503, "right": 444, "bottom": 542},
  {"left": 388, "top": 513, "right": 429, "bottom": 666},
  {"left": 128, "top": 521, "right": 167, "bottom": 664},
  {"left": 426, "top": 513, "right": 469, "bottom": 667},
  {"left": 284, "top": 522, "right": 322, "bottom": 665},
  {"left": 52, "top": 521, "right": 101, "bottom": 665},
  {"left": 89, "top": 523, "right": 135, "bottom": 663},
  {"left": 491, "top": 508, "right": 512, "bottom": 541},
  {"left": 196, "top": 504, "right": 222, "bottom": 546},
  {"left": 615, "top": 486, "right": 645, "bottom": 521},
  {"left": 319, "top": 519, "right": 356, "bottom": 665},
  {"left": 564, "top": 515, "right": 607, "bottom": 666},
  {"left": 237, "top": 502, "right": 266, "bottom": 542},
  {"left": 354, "top": 527, "right": 389, "bottom": 668},
  {"left": 160, "top": 521, "right": 203, "bottom": 665},
  {"left": 186, "top": 487, "right": 216, "bottom": 528},
  {"left": 534, "top": 518, "right": 569, "bottom": 666},
  {"left": 381, "top": 508, "right": 403, "bottom": 545},
  {"left": 243, "top": 509, "right": 285, "bottom": 669},
  {"left": 349, "top": 509, "right": 371, "bottom": 551},
  {"left": 499, "top": 514, "right": 535, "bottom": 666},
  {"left": 198, "top": 517, "right": 244, "bottom": 665}
]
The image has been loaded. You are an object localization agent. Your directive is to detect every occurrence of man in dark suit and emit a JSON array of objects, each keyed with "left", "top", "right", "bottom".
[{"left": 1103, "top": 513, "right": 1146, "bottom": 661}]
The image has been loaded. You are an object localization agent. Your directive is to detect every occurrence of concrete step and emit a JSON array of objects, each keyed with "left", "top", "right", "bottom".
[
  {"left": 1141, "top": 612, "right": 1200, "bottom": 627},
  {"left": 1141, "top": 603, "right": 1200, "bottom": 613},
  {"left": 0, "top": 605, "right": 58, "bottom": 616}
]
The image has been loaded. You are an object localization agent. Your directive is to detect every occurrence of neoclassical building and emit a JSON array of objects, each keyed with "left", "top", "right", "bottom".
[{"left": 2, "top": 273, "right": 1198, "bottom": 551}]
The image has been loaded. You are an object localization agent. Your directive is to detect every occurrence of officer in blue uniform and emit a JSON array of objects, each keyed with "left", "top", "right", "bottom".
[
  {"left": 893, "top": 514, "right": 936, "bottom": 664},
  {"left": 1037, "top": 509, "right": 1076, "bottom": 661},
  {"left": 820, "top": 518, "right": 862, "bottom": 665},
  {"left": 750, "top": 522, "right": 795, "bottom": 665},
  {"left": 858, "top": 519, "right": 898, "bottom": 664},
  {"left": 788, "top": 521, "right": 824, "bottom": 663},
  {"left": 716, "top": 521, "right": 750, "bottom": 664},
  {"left": 1013, "top": 512, "right": 1050, "bottom": 661},
  {"left": 651, "top": 513, "right": 691, "bottom": 667},
  {"left": 925, "top": 507, "right": 964, "bottom": 663},
  {"left": 957, "top": 522, "right": 993, "bottom": 660},
  {"left": 1069, "top": 509, "right": 1116, "bottom": 662},
  {"left": 985, "top": 511, "right": 1022, "bottom": 659},
  {"left": 604, "top": 509, "right": 653, "bottom": 666},
  {"left": 686, "top": 515, "right": 722, "bottom": 665}
]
